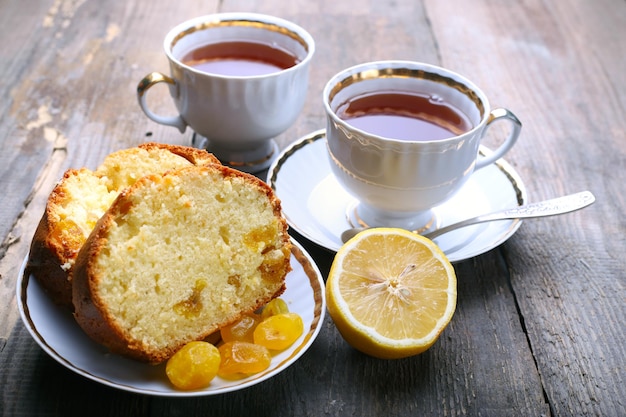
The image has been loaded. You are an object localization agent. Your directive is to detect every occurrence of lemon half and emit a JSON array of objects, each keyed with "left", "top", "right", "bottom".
[{"left": 326, "top": 227, "right": 457, "bottom": 359}]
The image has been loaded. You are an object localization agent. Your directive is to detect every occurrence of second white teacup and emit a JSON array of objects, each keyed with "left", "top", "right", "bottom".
[
  {"left": 137, "top": 13, "right": 315, "bottom": 172},
  {"left": 323, "top": 61, "right": 522, "bottom": 231}
]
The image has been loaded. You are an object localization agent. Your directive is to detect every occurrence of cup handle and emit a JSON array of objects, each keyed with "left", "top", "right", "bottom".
[
  {"left": 136, "top": 72, "right": 187, "bottom": 133},
  {"left": 475, "top": 108, "right": 522, "bottom": 170}
]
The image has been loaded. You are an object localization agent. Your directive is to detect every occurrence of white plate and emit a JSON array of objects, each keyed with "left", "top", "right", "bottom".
[
  {"left": 17, "top": 239, "right": 326, "bottom": 397},
  {"left": 267, "top": 130, "right": 527, "bottom": 262}
]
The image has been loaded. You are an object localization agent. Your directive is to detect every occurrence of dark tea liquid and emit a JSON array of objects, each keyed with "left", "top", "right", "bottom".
[
  {"left": 181, "top": 40, "right": 299, "bottom": 76},
  {"left": 337, "top": 92, "right": 473, "bottom": 141}
]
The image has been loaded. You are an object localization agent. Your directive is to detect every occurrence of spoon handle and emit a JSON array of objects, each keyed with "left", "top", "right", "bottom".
[{"left": 424, "top": 191, "right": 596, "bottom": 240}]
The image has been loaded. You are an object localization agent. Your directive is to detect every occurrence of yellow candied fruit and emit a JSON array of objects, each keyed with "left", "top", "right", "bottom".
[
  {"left": 260, "top": 298, "right": 290, "bottom": 319},
  {"left": 166, "top": 341, "right": 221, "bottom": 390},
  {"left": 218, "top": 341, "right": 271, "bottom": 377},
  {"left": 258, "top": 249, "right": 289, "bottom": 283},
  {"left": 243, "top": 224, "right": 276, "bottom": 250},
  {"left": 173, "top": 279, "right": 207, "bottom": 318},
  {"left": 50, "top": 218, "right": 85, "bottom": 255},
  {"left": 220, "top": 313, "right": 261, "bottom": 344},
  {"left": 253, "top": 312, "right": 304, "bottom": 351}
]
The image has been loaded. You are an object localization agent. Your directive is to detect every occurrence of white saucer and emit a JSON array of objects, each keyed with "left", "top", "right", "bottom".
[
  {"left": 267, "top": 130, "right": 527, "bottom": 262},
  {"left": 17, "top": 239, "right": 325, "bottom": 397}
]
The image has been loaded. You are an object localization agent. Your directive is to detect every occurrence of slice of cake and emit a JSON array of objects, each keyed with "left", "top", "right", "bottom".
[
  {"left": 72, "top": 164, "right": 291, "bottom": 363},
  {"left": 26, "top": 143, "right": 219, "bottom": 309}
]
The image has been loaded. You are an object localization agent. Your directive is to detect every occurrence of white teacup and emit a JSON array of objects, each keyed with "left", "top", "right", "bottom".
[
  {"left": 323, "top": 61, "right": 521, "bottom": 231},
  {"left": 137, "top": 13, "right": 315, "bottom": 172}
]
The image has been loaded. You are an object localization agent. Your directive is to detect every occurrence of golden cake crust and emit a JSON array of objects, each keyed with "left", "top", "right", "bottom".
[{"left": 72, "top": 164, "right": 291, "bottom": 363}]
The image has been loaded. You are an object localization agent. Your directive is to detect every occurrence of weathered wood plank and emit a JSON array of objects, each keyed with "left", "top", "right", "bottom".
[{"left": 427, "top": 0, "right": 626, "bottom": 415}]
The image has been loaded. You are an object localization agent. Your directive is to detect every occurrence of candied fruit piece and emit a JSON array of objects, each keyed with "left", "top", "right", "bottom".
[
  {"left": 243, "top": 224, "right": 276, "bottom": 250},
  {"left": 261, "top": 298, "right": 289, "bottom": 319},
  {"left": 50, "top": 218, "right": 85, "bottom": 256},
  {"left": 258, "top": 252, "right": 289, "bottom": 283},
  {"left": 166, "top": 341, "right": 221, "bottom": 390},
  {"left": 220, "top": 313, "right": 261, "bottom": 344},
  {"left": 253, "top": 312, "right": 304, "bottom": 351},
  {"left": 218, "top": 341, "right": 271, "bottom": 376},
  {"left": 174, "top": 279, "right": 207, "bottom": 318}
]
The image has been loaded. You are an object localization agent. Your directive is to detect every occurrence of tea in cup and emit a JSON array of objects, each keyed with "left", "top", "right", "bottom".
[
  {"left": 323, "top": 61, "right": 521, "bottom": 231},
  {"left": 137, "top": 13, "right": 315, "bottom": 172}
]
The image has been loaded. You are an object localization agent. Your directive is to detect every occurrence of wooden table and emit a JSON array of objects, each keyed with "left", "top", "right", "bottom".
[{"left": 1, "top": 0, "right": 624, "bottom": 415}]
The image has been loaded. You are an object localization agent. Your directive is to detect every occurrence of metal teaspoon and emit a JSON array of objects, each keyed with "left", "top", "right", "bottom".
[{"left": 340, "top": 190, "right": 596, "bottom": 243}]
